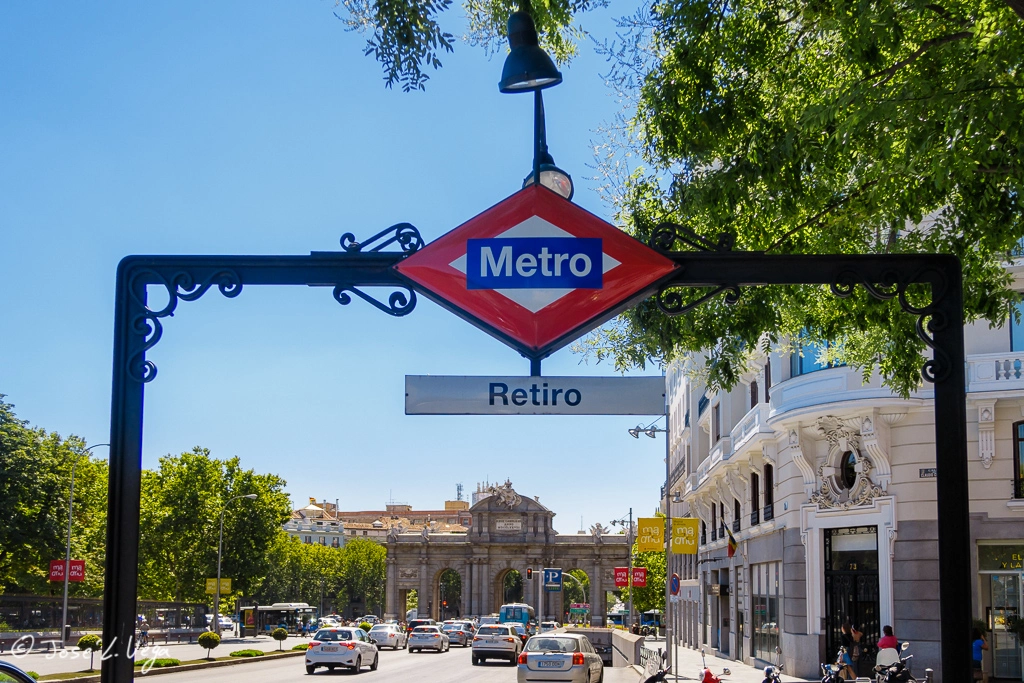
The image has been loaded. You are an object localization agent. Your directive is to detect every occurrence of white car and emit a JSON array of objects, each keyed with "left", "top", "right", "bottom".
[
  {"left": 368, "top": 623, "right": 408, "bottom": 650},
  {"left": 517, "top": 633, "right": 604, "bottom": 683},
  {"left": 305, "top": 627, "right": 379, "bottom": 674},
  {"left": 472, "top": 624, "right": 522, "bottom": 665},
  {"left": 538, "top": 622, "right": 560, "bottom": 633},
  {"left": 408, "top": 625, "right": 450, "bottom": 653}
]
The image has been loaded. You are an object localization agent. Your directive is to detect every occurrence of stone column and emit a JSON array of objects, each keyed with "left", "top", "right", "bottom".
[
  {"left": 386, "top": 556, "right": 398, "bottom": 620},
  {"left": 419, "top": 557, "right": 430, "bottom": 619},
  {"left": 460, "top": 563, "right": 470, "bottom": 618},
  {"left": 591, "top": 561, "right": 603, "bottom": 626}
]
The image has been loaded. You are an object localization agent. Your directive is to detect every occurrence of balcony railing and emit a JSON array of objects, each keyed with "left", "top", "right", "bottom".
[
  {"left": 967, "top": 352, "right": 1024, "bottom": 392},
  {"left": 719, "top": 524, "right": 726, "bottom": 538},
  {"left": 732, "top": 519, "right": 740, "bottom": 533},
  {"left": 711, "top": 528, "right": 718, "bottom": 542},
  {"left": 763, "top": 503, "right": 774, "bottom": 521},
  {"left": 750, "top": 510, "right": 760, "bottom": 526}
]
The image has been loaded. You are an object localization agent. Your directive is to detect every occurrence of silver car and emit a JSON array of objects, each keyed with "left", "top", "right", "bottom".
[
  {"left": 408, "top": 625, "right": 450, "bottom": 652},
  {"left": 442, "top": 621, "right": 473, "bottom": 646},
  {"left": 369, "top": 623, "right": 408, "bottom": 649},
  {"left": 517, "top": 633, "right": 604, "bottom": 683},
  {"left": 472, "top": 624, "right": 522, "bottom": 665}
]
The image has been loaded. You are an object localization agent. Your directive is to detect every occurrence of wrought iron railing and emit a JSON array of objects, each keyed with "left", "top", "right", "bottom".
[
  {"left": 711, "top": 528, "right": 718, "bottom": 542},
  {"left": 732, "top": 519, "right": 740, "bottom": 533},
  {"left": 763, "top": 503, "right": 774, "bottom": 521},
  {"left": 750, "top": 509, "right": 760, "bottom": 526}
]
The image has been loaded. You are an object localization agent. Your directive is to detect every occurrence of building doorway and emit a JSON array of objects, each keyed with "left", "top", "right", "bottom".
[{"left": 824, "top": 526, "right": 880, "bottom": 674}]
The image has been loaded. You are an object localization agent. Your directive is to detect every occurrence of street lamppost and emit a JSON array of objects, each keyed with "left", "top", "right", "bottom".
[
  {"left": 562, "top": 571, "right": 588, "bottom": 623},
  {"left": 215, "top": 494, "right": 257, "bottom": 636},
  {"left": 629, "top": 418, "right": 671, "bottom": 664},
  {"left": 62, "top": 443, "right": 109, "bottom": 649},
  {"left": 610, "top": 509, "right": 634, "bottom": 630}
]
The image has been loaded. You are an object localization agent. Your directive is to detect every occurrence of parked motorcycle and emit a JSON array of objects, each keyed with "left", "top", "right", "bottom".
[
  {"left": 700, "top": 647, "right": 729, "bottom": 683},
  {"left": 875, "top": 642, "right": 915, "bottom": 683},
  {"left": 763, "top": 645, "right": 784, "bottom": 683}
]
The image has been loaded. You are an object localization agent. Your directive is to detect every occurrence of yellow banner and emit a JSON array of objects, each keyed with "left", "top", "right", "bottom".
[
  {"left": 671, "top": 518, "right": 700, "bottom": 555},
  {"left": 636, "top": 517, "right": 665, "bottom": 552},
  {"left": 205, "top": 578, "right": 231, "bottom": 594}
]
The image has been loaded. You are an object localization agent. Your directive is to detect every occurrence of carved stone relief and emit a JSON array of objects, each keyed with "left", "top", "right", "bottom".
[{"left": 977, "top": 400, "right": 996, "bottom": 469}]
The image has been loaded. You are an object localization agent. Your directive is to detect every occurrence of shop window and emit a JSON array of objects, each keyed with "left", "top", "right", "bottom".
[
  {"left": 1014, "top": 422, "right": 1024, "bottom": 498},
  {"left": 752, "top": 562, "right": 781, "bottom": 662}
]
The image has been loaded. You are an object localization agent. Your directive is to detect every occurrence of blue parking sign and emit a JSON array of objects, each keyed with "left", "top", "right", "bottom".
[{"left": 543, "top": 568, "right": 562, "bottom": 592}]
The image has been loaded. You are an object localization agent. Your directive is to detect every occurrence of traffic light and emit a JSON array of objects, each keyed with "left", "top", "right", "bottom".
[
  {"left": 526, "top": 568, "right": 533, "bottom": 580},
  {"left": 442, "top": 601, "right": 447, "bottom": 607}
]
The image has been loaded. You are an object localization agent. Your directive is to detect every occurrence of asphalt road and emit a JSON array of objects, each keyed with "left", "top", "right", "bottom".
[{"left": 151, "top": 645, "right": 641, "bottom": 683}]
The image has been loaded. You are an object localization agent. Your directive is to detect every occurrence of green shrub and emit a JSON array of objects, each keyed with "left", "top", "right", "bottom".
[
  {"left": 229, "top": 649, "right": 265, "bottom": 657},
  {"left": 359, "top": 621, "right": 372, "bottom": 632},
  {"left": 198, "top": 630, "right": 221, "bottom": 659},
  {"left": 292, "top": 643, "right": 310, "bottom": 651},
  {"left": 78, "top": 634, "right": 103, "bottom": 671},
  {"left": 271, "top": 627, "right": 288, "bottom": 651},
  {"left": 27, "top": 673, "right": 39, "bottom": 681},
  {"left": 135, "top": 658, "right": 180, "bottom": 668}
]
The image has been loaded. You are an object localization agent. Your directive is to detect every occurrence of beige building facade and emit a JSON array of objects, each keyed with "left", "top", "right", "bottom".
[{"left": 666, "top": 285, "right": 1024, "bottom": 682}]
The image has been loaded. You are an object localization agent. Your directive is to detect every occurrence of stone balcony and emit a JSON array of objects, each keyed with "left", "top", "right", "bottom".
[
  {"left": 729, "top": 403, "right": 774, "bottom": 455},
  {"left": 966, "top": 351, "right": 1024, "bottom": 393}
]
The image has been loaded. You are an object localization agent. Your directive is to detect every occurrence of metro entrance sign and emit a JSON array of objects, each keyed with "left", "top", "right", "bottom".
[{"left": 394, "top": 185, "right": 679, "bottom": 361}]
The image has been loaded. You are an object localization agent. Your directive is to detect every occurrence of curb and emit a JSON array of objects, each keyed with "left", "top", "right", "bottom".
[{"left": 40, "top": 649, "right": 304, "bottom": 682}]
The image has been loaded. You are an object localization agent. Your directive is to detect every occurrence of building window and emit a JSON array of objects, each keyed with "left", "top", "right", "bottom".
[
  {"left": 713, "top": 403, "right": 721, "bottom": 442},
  {"left": 790, "top": 335, "right": 843, "bottom": 377},
  {"left": 733, "top": 499, "right": 741, "bottom": 532},
  {"left": 332, "top": 538, "right": 340, "bottom": 548},
  {"left": 320, "top": 536, "right": 326, "bottom": 545},
  {"left": 719, "top": 502, "right": 726, "bottom": 538},
  {"left": 750, "top": 380, "right": 759, "bottom": 409},
  {"left": 362, "top": 530, "right": 368, "bottom": 536},
  {"left": 839, "top": 451, "right": 858, "bottom": 490},
  {"left": 701, "top": 521, "right": 707, "bottom": 545},
  {"left": 1014, "top": 422, "right": 1024, "bottom": 498},
  {"left": 1012, "top": 300, "right": 1024, "bottom": 352},
  {"left": 750, "top": 472, "right": 760, "bottom": 526},
  {"left": 711, "top": 505, "right": 717, "bottom": 541},
  {"left": 764, "top": 358, "right": 771, "bottom": 396},
  {"left": 752, "top": 561, "right": 781, "bottom": 661},
  {"left": 303, "top": 535, "right": 312, "bottom": 544},
  {"left": 763, "top": 464, "right": 774, "bottom": 520}
]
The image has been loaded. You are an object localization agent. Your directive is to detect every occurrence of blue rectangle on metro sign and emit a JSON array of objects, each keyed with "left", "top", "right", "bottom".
[{"left": 466, "top": 237, "right": 603, "bottom": 290}]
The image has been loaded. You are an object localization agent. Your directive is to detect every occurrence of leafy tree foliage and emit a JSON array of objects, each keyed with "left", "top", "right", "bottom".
[
  {"left": 342, "top": 539, "right": 387, "bottom": 616},
  {"left": 591, "top": 0, "right": 1024, "bottom": 395},
  {"left": 334, "top": 0, "right": 609, "bottom": 91}
]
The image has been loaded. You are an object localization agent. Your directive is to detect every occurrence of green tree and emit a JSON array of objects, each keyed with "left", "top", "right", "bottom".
[
  {"left": 342, "top": 539, "right": 387, "bottom": 616},
  {"left": 333, "top": 1, "right": 610, "bottom": 91},
  {"left": 198, "top": 631, "right": 220, "bottom": 659},
  {"left": 578, "top": 0, "right": 1024, "bottom": 396}
]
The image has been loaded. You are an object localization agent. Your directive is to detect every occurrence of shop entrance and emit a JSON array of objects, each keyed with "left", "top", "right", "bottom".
[
  {"left": 824, "top": 526, "right": 880, "bottom": 671},
  {"left": 989, "top": 574, "right": 1022, "bottom": 679}
]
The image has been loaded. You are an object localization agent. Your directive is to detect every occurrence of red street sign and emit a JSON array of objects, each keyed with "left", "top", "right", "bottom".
[
  {"left": 50, "top": 560, "right": 85, "bottom": 582},
  {"left": 610, "top": 565, "right": 626, "bottom": 589},
  {"left": 632, "top": 567, "right": 648, "bottom": 587},
  {"left": 394, "top": 185, "right": 679, "bottom": 360},
  {"left": 614, "top": 567, "right": 629, "bottom": 588}
]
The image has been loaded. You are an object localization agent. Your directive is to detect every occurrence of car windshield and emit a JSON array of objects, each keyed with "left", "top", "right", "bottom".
[
  {"left": 413, "top": 626, "right": 437, "bottom": 633},
  {"left": 315, "top": 629, "right": 354, "bottom": 641},
  {"left": 526, "top": 637, "right": 580, "bottom": 653},
  {"left": 369, "top": 626, "right": 390, "bottom": 632},
  {"left": 442, "top": 624, "right": 459, "bottom": 631},
  {"left": 512, "top": 624, "right": 526, "bottom": 633},
  {"left": 477, "top": 626, "right": 508, "bottom": 636}
]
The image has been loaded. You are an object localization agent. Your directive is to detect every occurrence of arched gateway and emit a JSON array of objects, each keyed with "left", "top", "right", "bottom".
[{"left": 385, "top": 482, "right": 626, "bottom": 623}]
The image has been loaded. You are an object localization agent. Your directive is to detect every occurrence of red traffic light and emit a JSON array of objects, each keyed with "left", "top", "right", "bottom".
[{"left": 526, "top": 568, "right": 533, "bottom": 580}]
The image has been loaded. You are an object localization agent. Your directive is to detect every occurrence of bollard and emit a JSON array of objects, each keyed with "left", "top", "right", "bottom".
[{"left": 924, "top": 668, "right": 934, "bottom": 683}]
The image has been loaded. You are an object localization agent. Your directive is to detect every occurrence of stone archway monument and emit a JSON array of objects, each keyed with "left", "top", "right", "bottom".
[{"left": 386, "top": 481, "right": 626, "bottom": 624}]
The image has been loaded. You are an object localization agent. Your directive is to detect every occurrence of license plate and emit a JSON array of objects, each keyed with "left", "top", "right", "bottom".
[
  {"left": 539, "top": 661, "right": 562, "bottom": 668},
  {"left": 322, "top": 646, "right": 338, "bottom": 652}
]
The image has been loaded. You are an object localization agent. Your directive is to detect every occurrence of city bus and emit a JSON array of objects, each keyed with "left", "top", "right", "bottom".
[
  {"left": 256, "top": 602, "right": 317, "bottom": 634},
  {"left": 498, "top": 603, "right": 536, "bottom": 630}
]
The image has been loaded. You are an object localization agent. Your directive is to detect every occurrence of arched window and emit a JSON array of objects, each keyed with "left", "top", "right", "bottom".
[{"left": 1014, "top": 422, "right": 1024, "bottom": 499}]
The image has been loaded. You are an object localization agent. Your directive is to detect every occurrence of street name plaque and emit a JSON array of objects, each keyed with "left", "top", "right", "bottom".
[{"left": 405, "top": 375, "right": 665, "bottom": 415}]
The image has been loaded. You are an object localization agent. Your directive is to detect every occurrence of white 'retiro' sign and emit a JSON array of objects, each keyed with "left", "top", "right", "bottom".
[{"left": 405, "top": 375, "right": 665, "bottom": 415}]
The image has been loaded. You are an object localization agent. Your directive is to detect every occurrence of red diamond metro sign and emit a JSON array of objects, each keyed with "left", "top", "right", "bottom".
[{"left": 394, "top": 185, "right": 679, "bottom": 360}]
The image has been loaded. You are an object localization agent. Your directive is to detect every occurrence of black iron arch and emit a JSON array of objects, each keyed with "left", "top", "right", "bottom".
[{"left": 101, "top": 223, "right": 970, "bottom": 681}]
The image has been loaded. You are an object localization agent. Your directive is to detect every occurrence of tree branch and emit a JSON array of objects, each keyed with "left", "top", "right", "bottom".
[
  {"left": 1004, "top": 0, "right": 1024, "bottom": 20},
  {"left": 866, "top": 31, "right": 973, "bottom": 86},
  {"left": 766, "top": 180, "right": 879, "bottom": 252}
]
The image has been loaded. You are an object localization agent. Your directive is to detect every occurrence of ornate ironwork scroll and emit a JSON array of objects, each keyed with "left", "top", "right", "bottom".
[
  {"left": 127, "top": 270, "right": 242, "bottom": 383},
  {"left": 830, "top": 267, "right": 950, "bottom": 383},
  {"left": 341, "top": 222, "right": 424, "bottom": 253},
  {"left": 332, "top": 285, "right": 416, "bottom": 317}
]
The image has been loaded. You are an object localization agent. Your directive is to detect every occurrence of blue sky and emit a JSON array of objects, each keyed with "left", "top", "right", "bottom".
[{"left": 0, "top": 1, "right": 665, "bottom": 530}]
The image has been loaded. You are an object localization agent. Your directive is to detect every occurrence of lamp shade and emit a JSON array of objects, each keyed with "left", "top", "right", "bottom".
[{"left": 499, "top": 12, "right": 562, "bottom": 92}]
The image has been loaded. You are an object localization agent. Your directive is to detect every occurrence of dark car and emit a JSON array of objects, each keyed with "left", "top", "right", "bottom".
[
  {"left": 511, "top": 622, "right": 529, "bottom": 646},
  {"left": 0, "top": 661, "right": 36, "bottom": 683},
  {"left": 406, "top": 617, "right": 436, "bottom": 634}
]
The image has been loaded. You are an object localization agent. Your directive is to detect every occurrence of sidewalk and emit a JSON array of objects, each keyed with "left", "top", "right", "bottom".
[
  {"left": 646, "top": 640, "right": 811, "bottom": 683},
  {"left": 0, "top": 634, "right": 310, "bottom": 676}
]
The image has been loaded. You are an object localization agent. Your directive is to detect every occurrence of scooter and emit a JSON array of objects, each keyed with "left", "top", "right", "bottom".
[
  {"left": 763, "top": 645, "right": 784, "bottom": 683},
  {"left": 700, "top": 647, "right": 730, "bottom": 683},
  {"left": 876, "top": 643, "right": 916, "bottom": 683}
]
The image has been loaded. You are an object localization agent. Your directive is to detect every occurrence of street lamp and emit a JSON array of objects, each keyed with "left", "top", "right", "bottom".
[
  {"left": 562, "top": 571, "right": 588, "bottom": 623},
  {"left": 62, "top": 443, "right": 109, "bottom": 649},
  {"left": 627, "top": 417, "right": 672, "bottom": 663},
  {"left": 215, "top": 493, "right": 258, "bottom": 636},
  {"left": 499, "top": 11, "right": 573, "bottom": 200},
  {"left": 609, "top": 509, "right": 634, "bottom": 630}
]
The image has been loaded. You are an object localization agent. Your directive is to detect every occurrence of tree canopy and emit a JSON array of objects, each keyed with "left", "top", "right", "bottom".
[{"left": 343, "top": 0, "right": 1024, "bottom": 396}]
